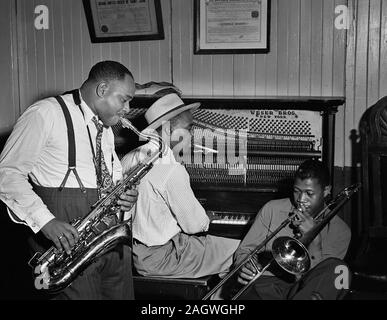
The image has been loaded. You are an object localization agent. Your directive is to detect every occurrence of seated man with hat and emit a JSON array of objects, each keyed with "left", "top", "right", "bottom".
[{"left": 121, "top": 93, "right": 240, "bottom": 279}]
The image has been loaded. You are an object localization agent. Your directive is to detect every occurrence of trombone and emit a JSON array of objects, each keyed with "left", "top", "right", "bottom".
[{"left": 203, "top": 183, "right": 361, "bottom": 300}]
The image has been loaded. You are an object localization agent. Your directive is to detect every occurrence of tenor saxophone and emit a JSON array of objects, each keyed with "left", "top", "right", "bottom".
[{"left": 29, "top": 118, "right": 166, "bottom": 293}]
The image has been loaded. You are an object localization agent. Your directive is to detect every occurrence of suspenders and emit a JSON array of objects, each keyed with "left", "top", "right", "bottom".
[{"left": 55, "top": 91, "right": 86, "bottom": 193}]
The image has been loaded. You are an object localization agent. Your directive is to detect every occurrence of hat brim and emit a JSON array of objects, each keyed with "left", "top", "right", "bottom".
[{"left": 141, "top": 102, "right": 201, "bottom": 133}]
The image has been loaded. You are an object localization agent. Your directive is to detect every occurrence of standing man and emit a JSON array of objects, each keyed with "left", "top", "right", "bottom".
[
  {"left": 0, "top": 61, "right": 138, "bottom": 300},
  {"left": 121, "top": 93, "right": 240, "bottom": 279},
  {"left": 234, "top": 159, "right": 352, "bottom": 300}
]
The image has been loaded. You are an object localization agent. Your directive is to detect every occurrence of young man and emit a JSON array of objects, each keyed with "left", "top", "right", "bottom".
[
  {"left": 0, "top": 61, "right": 138, "bottom": 300},
  {"left": 121, "top": 93, "right": 240, "bottom": 279},
  {"left": 234, "top": 159, "right": 352, "bottom": 300}
]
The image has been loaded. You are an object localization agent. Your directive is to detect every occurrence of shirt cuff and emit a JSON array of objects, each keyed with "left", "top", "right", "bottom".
[
  {"left": 24, "top": 208, "right": 56, "bottom": 233},
  {"left": 200, "top": 215, "right": 210, "bottom": 232}
]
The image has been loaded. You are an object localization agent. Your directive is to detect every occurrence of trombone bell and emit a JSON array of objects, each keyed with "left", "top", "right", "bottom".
[{"left": 272, "top": 236, "right": 311, "bottom": 275}]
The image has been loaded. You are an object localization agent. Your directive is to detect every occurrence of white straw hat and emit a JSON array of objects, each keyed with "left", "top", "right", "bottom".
[{"left": 143, "top": 93, "right": 200, "bottom": 132}]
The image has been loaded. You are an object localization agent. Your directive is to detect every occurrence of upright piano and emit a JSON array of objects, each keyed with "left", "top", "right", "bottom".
[{"left": 115, "top": 95, "right": 344, "bottom": 240}]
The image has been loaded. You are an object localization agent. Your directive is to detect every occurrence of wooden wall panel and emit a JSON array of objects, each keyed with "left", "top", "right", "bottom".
[
  {"left": 366, "top": 0, "right": 381, "bottom": 105},
  {"left": 288, "top": 0, "right": 301, "bottom": 96},
  {"left": 276, "top": 0, "right": 290, "bottom": 96},
  {"left": 172, "top": 0, "right": 193, "bottom": 95},
  {"left": 265, "top": 0, "right": 278, "bottom": 96},
  {"left": 300, "top": 0, "right": 312, "bottom": 96},
  {"left": 234, "top": 55, "right": 256, "bottom": 95},
  {"left": 333, "top": 0, "right": 347, "bottom": 97},
  {"left": 310, "top": 0, "right": 324, "bottom": 96},
  {"left": 322, "top": 0, "right": 335, "bottom": 96},
  {"left": 212, "top": 55, "right": 234, "bottom": 96},
  {"left": 0, "top": 0, "right": 18, "bottom": 134}
]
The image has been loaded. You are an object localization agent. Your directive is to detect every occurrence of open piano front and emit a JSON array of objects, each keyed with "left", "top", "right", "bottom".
[{"left": 116, "top": 95, "right": 344, "bottom": 240}]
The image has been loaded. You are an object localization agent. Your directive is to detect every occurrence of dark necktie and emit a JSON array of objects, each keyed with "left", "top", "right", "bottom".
[{"left": 92, "top": 117, "right": 114, "bottom": 198}]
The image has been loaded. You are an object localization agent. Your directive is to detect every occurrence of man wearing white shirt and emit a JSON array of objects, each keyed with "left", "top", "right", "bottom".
[
  {"left": 121, "top": 93, "right": 240, "bottom": 279},
  {"left": 0, "top": 61, "right": 138, "bottom": 299}
]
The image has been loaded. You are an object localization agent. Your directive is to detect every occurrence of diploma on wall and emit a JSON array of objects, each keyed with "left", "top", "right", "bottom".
[
  {"left": 194, "top": 0, "right": 270, "bottom": 54},
  {"left": 83, "top": 0, "right": 164, "bottom": 43}
]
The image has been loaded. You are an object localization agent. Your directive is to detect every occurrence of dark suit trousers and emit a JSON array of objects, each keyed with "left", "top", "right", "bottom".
[{"left": 240, "top": 258, "right": 351, "bottom": 300}]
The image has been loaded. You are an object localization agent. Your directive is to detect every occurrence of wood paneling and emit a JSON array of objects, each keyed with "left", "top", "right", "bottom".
[{"left": 0, "top": 0, "right": 18, "bottom": 134}]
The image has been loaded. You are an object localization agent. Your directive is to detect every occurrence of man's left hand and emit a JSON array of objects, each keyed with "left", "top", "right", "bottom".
[{"left": 117, "top": 187, "right": 138, "bottom": 211}]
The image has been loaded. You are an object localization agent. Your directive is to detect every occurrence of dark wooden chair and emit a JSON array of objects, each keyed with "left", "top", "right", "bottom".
[{"left": 348, "top": 96, "right": 387, "bottom": 298}]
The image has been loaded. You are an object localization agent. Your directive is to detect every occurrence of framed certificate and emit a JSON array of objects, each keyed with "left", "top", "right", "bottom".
[
  {"left": 194, "top": 0, "right": 270, "bottom": 54},
  {"left": 83, "top": 0, "right": 164, "bottom": 43}
]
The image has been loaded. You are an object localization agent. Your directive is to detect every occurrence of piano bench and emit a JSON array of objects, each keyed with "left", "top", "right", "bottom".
[{"left": 133, "top": 274, "right": 219, "bottom": 300}]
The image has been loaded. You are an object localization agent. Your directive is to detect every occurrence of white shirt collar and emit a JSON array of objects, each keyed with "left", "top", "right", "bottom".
[{"left": 78, "top": 90, "right": 101, "bottom": 126}]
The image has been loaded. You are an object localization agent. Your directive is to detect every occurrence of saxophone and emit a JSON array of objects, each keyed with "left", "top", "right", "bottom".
[{"left": 29, "top": 118, "right": 166, "bottom": 293}]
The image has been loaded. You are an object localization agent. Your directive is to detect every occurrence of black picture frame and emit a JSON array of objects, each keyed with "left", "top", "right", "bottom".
[
  {"left": 194, "top": 0, "right": 270, "bottom": 54},
  {"left": 83, "top": 0, "right": 164, "bottom": 43}
]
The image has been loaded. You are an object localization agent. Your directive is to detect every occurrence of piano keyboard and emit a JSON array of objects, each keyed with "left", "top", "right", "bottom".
[
  {"left": 207, "top": 211, "right": 253, "bottom": 226},
  {"left": 206, "top": 210, "right": 254, "bottom": 239}
]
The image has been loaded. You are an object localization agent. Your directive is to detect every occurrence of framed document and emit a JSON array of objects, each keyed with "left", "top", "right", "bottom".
[
  {"left": 83, "top": 0, "right": 164, "bottom": 43},
  {"left": 194, "top": 0, "right": 270, "bottom": 54}
]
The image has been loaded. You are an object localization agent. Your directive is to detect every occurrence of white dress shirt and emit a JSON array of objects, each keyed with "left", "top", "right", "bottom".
[
  {"left": 0, "top": 92, "right": 122, "bottom": 233},
  {"left": 121, "top": 142, "right": 210, "bottom": 246}
]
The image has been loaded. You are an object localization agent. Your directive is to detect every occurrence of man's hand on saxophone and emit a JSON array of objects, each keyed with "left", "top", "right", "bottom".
[
  {"left": 117, "top": 173, "right": 139, "bottom": 212},
  {"left": 41, "top": 219, "right": 79, "bottom": 255},
  {"left": 117, "top": 187, "right": 138, "bottom": 212},
  {"left": 40, "top": 183, "right": 138, "bottom": 255}
]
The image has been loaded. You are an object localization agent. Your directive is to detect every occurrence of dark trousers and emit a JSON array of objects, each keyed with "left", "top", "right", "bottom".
[
  {"left": 30, "top": 185, "right": 134, "bottom": 300},
  {"left": 53, "top": 246, "right": 133, "bottom": 300},
  {"left": 240, "top": 258, "right": 351, "bottom": 300}
]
